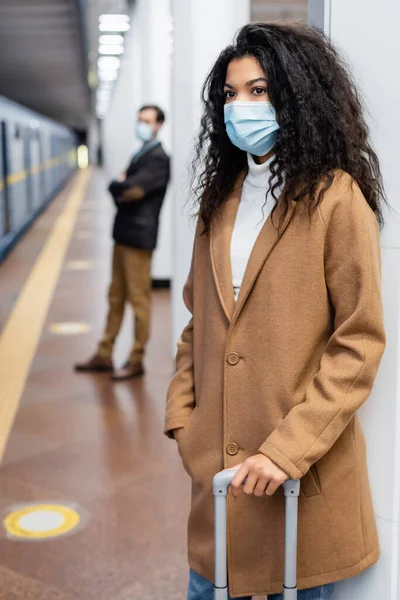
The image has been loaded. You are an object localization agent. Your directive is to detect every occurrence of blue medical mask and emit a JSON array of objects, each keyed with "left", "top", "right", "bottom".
[
  {"left": 224, "top": 101, "right": 279, "bottom": 156},
  {"left": 135, "top": 121, "right": 153, "bottom": 142}
]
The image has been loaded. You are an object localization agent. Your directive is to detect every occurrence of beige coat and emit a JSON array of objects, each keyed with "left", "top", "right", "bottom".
[{"left": 164, "top": 171, "right": 386, "bottom": 598}]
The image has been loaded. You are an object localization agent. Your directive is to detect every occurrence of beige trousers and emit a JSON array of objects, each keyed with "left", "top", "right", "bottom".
[{"left": 97, "top": 244, "right": 152, "bottom": 363}]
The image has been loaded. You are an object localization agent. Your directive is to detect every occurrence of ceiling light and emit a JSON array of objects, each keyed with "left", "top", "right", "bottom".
[
  {"left": 98, "top": 56, "right": 120, "bottom": 69},
  {"left": 98, "top": 80, "right": 114, "bottom": 88},
  {"left": 98, "top": 71, "right": 118, "bottom": 81},
  {"left": 97, "top": 94, "right": 111, "bottom": 103},
  {"left": 99, "top": 14, "right": 129, "bottom": 22},
  {"left": 99, "top": 45, "right": 124, "bottom": 55},
  {"left": 99, "top": 34, "right": 124, "bottom": 45},
  {"left": 98, "top": 67, "right": 118, "bottom": 75},
  {"left": 99, "top": 14, "right": 130, "bottom": 32},
  {"left": 99, "top": 22, "right": 130, "bottom": 32}
]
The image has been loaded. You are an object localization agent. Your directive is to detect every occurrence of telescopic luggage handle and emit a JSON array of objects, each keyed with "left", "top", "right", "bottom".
[{"left": 212, "top": 467, "right": 300, "bottom": 600}]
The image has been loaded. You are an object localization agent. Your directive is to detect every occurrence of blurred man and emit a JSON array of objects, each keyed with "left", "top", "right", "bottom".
[{"left": 75, "top": 105, "right": 170, "bottom": 380}]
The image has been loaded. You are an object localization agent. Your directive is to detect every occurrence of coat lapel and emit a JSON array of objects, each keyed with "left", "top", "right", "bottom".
[
  {"left": 210, "top": 181, "right": 243, "bottom": 322},
  {"left": 232, "top": 198, "right": 296, "bottom": 324},
  {"left": 210, "top": 173, "right": 297, "bottom": 325}
]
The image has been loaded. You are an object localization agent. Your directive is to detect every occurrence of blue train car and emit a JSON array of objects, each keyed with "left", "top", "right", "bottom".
[{"left": 0, "top": 96, "right": 78, "bottom": 261}]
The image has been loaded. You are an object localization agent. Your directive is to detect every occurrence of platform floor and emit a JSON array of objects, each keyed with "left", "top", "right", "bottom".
[{"left": 0, "top": 169, "right": 190, "bottom": 599}]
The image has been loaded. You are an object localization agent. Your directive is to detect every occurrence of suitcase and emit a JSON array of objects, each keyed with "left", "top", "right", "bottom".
[{"left": 213, "top": 467, "right": 301, "bottom": 599}]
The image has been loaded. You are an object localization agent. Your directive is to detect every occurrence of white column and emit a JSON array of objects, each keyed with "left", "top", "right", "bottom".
[
  {"left": 171, "top": 0, "right": 251, "bottom": 347},
  {"left": 140, "top": 0, "right": 173, "bottom": 281},
  {"left": 102, "top": 1, "right": 137, "bottom": 178},
  {"left": 101, "top": 0, "right": 172, "bottom": 281},
  {"left": 309, "top": 2, "right": 400, "bottom": 599}
]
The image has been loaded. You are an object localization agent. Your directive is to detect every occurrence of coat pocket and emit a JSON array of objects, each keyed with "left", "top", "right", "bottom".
[
  {"left": 301, "top": 464, "right": 321, "bottom": 498},
  {"left": 177, "top": 410, "right": 197, "bottom": 477}
]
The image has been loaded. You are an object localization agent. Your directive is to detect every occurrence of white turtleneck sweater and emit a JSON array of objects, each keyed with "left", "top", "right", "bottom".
[{"left": 231, "top": 153, "right": 276, "bottom": 301}]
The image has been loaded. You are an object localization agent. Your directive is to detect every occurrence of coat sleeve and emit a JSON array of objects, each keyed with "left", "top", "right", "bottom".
[
  {"left": 123, "top": 154, "right": 170, "bottom": 199},
  {"left": 164, "top": 229, "right": 197, "bottom": 439},
  {"left": 108, "top": 154, "right": 170, "bottom": 201},
  {"left": 259, "top": 178, "right": 386, "bottom": 480}
]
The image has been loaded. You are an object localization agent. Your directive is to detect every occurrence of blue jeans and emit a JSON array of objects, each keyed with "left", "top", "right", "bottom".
[{"left": 188, "top": 569, "right": 334, "bottom": 600}]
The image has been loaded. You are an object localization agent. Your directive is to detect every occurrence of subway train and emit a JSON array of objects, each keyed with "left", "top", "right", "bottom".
[{"left": 0, "top": 96, "right": 78, "bottom": 261}]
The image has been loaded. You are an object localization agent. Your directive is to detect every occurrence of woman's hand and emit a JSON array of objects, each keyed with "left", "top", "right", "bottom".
[{"left": 230, "top": 454, "right": 289, "bottom": 498}]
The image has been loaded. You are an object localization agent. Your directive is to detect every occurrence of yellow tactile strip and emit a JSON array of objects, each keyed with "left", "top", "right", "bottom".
[{"left": 0, "top": 168, "right": 91, "bottom": 462}]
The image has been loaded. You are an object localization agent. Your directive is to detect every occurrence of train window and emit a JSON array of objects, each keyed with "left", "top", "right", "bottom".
[{"left": 14, "top": 124, "right": 21, "bottom": 139}]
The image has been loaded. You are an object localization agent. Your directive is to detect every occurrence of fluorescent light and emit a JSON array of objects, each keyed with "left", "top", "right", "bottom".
[
  {"left": 99, "top": 45, "right": 124, "bottom": 55},
  {"left": 98, "top": 71, "right": 118, "bottom": 81},
  {"left": 98, "top": 80, "right": 114, "bottom": 88},
  {"left": 99, "top": 22, "right": 130, "bottom": 32},
  {"left": 97, "top": 69, "right": 118, "bottom": 76},
  {"left": 99, "top": 34, "right": 124, "bottom": 45},
  {"left": 99, "top": 14, "right": 130, "bottom": 32},
  {"left": 99, "top": 14, "right": 129, "bottom": 22},
  {"left": 97, "top": 89, "right": 111, "bottom": 97},
  {"left": 98, "top": 56, "right": 120, "bottom": 69}
]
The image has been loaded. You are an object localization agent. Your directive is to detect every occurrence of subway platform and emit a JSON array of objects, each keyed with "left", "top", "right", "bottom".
[{"left": 0, "top": 169, "right": 189, "bottom": 600}]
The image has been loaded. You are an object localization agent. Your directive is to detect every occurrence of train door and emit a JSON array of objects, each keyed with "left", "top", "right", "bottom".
[
  {"left": 29, "top": 128, "right": 41, "bottom": 211},
  {"left": 38, "top": 129, "right": 45, "bottom": 204},
  {"left": 54, "top": 135, "right": 60, "bottom": 189},
  {"left": 50, "top": 134, "right": 57, "bottom": 193},
  {"left": 42, "top": 131, "right": 51, "bottom": 199},
  {"left": 0, "top": 120, "right": 10, "bottom": 238},
  {"left": 9, "top": 122, "right": 28, "bottom": 230},
  {"left": 24, "top": 126, "right": 33, "bottom": 214}
]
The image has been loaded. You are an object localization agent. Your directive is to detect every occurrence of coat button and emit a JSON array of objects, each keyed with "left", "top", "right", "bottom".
[
  {"left": 227, "top": 443, "right": 239, "bottom": 456},
  {"left": 227, "top": 352, "right": 240, "bottom": 365}
]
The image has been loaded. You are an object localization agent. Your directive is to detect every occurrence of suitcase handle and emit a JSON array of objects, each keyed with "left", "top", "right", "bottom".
[{"left": 212, "top": 467, "right": 300, "bottom": 600}]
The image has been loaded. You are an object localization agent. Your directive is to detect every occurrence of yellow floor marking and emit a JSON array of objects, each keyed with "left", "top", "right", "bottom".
[
  {"left": 4, "top": 504, "right": 81, "bottom": 539},
  {"left": 48, "top": 322, "right": 89, "bottom": 335},
  {"left": 65, "top": 260, "right": 93, "bottom": 271},
  {"left": 0, "top": 169, "right": 91, "bottom": 462}
]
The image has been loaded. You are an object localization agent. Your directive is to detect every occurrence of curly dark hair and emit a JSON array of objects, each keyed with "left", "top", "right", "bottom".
[{"left": 192, "top": 22, "right": 386, "bottom": 232}]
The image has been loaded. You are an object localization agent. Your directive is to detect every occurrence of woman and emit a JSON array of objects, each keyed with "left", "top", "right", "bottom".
[{"left": 164, "top": 22, "right": 386, "bottom": 600}]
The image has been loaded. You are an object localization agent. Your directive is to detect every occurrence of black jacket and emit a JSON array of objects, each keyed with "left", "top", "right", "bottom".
[{"left": 108, "top": 142, "right": 170, "bottom": 251}]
